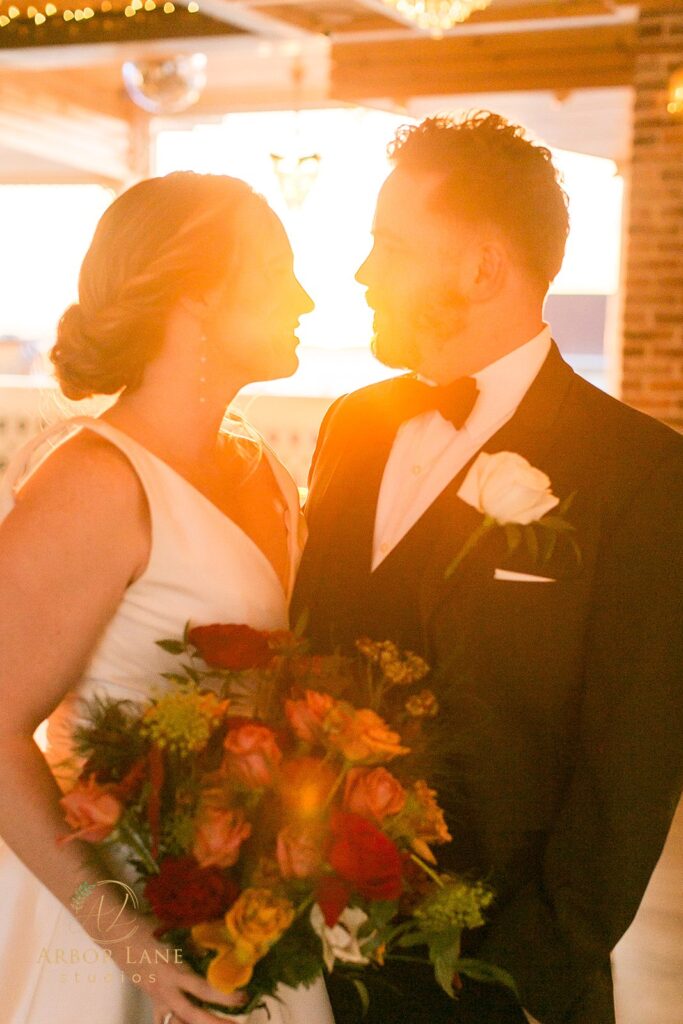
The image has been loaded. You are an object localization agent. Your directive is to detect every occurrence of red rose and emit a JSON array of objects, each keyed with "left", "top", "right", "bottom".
[
  {"left": 324, "top": 811, "right": 403, "bottom": 920},
  {"left": 144, "top": 856, "right": 239, "bottom": 932},
  {"left": 189, "top": 624, "right": 275, "bottom": 671}
]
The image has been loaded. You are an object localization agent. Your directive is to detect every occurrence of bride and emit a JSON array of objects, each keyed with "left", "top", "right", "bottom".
[{"left": 0, "top": 172, "right": 334, "bottom": 1024}]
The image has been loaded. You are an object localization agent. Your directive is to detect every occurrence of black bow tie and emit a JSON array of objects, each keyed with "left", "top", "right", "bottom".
[{"left": 391, "top": 375, "right": 479, "bottom": 429}]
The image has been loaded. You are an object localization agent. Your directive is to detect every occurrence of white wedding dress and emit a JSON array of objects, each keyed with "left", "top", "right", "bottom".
[{"left": 0, "top": 415, "right": 335, "bottom": 1024}]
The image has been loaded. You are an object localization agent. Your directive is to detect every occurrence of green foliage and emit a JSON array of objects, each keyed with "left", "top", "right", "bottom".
[
  {"left": 352, "top": 978, "right": 370, "bottom": 1018},
  {"left": 156, "top": 639, "right": 186, "bottom": 655},
  {"left": 454, "top": 958, "right": 520, "bottom": 1000},
  {"left": 248, "top": 914, "right": 323, "bottom": 997},
  {"left": 430, "top": 929, "right": 462, "bottom": 998}
]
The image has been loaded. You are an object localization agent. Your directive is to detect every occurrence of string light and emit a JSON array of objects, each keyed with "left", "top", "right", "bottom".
[{"left": 0, "top": 0, "right": 198, "bottom": 27}]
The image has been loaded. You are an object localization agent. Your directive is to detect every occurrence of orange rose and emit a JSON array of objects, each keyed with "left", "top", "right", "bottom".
[
  {"left": 278, "top": 757, "right": 338, "bottom": 820},
  {"left": 58, "top": 776, "right": 122, "bottom": 844},
  {"left": 226, "top": 887, "right": 294, "bottom": 953},
  {"left": 276, "top": 822, "right": 325, "bottom": 879},
  {"left": 192, "top": 805, "right": 252, "bottom": 869},
  {"left": 343, "top": 766, "right": 407, "bottom": 823},
  {"left": 325, "top": 703, "right": 409, "bottom": 764},
  {"left": 224, "top": 722, "right": 282, "bottom": 788},
  {"left": 285, "top": 689, "right": 335, "bottom": 744}
]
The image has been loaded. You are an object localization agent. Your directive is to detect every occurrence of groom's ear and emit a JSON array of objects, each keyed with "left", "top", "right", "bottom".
[{"left": 471, "top": 239, "right": 507, "bottom": 302}]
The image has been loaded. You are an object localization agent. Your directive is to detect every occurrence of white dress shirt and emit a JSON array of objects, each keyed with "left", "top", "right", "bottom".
[{"left": 371, "top": 327, "right": 552, "bottom": 571}]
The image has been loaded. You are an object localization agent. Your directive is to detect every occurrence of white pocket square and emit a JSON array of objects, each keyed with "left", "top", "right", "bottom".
[{"left": 494, "top": 568, "right": 556, "bottom": 583}]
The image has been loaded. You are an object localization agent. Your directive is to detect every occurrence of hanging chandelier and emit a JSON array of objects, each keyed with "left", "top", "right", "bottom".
[{"left": 383, "top": 0, "right": 492, "bottom": 36}]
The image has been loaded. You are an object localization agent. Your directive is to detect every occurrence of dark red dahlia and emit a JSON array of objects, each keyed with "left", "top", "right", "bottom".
[{"left": 144, "top": 856, "right": 239, "bottom": 931}]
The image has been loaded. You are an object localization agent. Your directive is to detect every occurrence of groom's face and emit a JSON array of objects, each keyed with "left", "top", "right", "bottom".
[{"left": 356, "top": 168, "right": 483, "bottom": 378}]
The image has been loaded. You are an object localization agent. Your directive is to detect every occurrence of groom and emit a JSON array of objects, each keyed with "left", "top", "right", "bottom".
[{"left": 291, "top": 113, "right": 683, "bottom": 1024}]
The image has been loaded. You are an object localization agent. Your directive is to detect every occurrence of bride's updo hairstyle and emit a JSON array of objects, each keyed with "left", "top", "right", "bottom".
[{"left": 51, "top": 172, "right": 264, "bottom": 401}]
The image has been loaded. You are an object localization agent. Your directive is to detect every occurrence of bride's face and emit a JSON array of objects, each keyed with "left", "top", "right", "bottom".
[{"left": 205, "top": 205, "right": 314, "bottom": 384}]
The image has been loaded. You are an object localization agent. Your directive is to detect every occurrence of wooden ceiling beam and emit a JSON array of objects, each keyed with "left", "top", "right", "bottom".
[
  {"left": 0, "top": 74, "right": 134, "bottom": 181},
  {"left": 331, "top": 23, "right": 636, "bottom": 98}
]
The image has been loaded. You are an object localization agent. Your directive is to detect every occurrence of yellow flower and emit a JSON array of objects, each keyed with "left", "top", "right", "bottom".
[
  {"left": 191, "top": 919, "right": 257, "bottom": 993},
  {"left": 141, "top": 687, "right": 229, "bottom": 756},
  {"left": 405, "top": 689, "right": 439, "bottom": 718},
  {"left": 226, "top": 888, "right": 294, "bottom": 953},
  {"left": 191, "top": 889, "right": 293, "bottom": 995}
]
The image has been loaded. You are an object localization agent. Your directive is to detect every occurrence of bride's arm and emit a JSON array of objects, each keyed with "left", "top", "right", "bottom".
[{"left": 0, "top": 433, "right": 244, "bottom": 1024}]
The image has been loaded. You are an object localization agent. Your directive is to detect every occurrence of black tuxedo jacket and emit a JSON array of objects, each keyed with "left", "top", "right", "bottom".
[{"left": 291, "top": 344, "right": 683, "bottom": 1024}]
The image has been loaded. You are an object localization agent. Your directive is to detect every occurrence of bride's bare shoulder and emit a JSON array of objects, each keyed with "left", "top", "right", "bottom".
[{"left": 8, "top": 429, "right": 150, "bottom": 555}]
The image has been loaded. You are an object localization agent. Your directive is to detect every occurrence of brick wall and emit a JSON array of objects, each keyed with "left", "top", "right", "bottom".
[{"left": 621, "top": 5, "right": 683, "bottom": 431}]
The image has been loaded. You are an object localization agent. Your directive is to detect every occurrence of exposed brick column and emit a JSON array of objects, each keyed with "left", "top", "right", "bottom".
[{"left": 620, "top": 5, "right": 683, "bottom": 431}]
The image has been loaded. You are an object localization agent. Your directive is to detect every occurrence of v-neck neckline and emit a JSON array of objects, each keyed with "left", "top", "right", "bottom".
[{"left": 77, "top": 417, "right": 295, "bottom": 601}]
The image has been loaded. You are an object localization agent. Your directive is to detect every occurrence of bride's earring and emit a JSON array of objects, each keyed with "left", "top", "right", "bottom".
[{"left": 199, "top": 332, "right": 208, "bottom": 405}]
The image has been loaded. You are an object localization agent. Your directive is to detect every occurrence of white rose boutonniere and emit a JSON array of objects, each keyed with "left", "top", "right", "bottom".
[{"left": 445, "top": 451, "right": 579, "bottom": 578}]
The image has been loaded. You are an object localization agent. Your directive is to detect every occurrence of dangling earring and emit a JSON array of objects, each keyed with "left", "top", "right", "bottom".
[{"left": 198, "top": 331, "right": 208, "bottom": 405}]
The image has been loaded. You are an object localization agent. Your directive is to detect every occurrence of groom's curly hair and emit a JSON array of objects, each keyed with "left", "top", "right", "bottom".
[{"left": 388, "top": 111, "right": 570, "bottom": 292}]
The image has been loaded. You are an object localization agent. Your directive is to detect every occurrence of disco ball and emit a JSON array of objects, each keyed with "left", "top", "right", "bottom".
[{"left": 122, "top": 53, "right": 207, "bottom": 114}]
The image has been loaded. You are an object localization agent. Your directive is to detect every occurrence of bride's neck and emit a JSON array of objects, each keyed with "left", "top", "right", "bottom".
[{"left": 103, "top": 380, "right": 237, "bottom": 467}]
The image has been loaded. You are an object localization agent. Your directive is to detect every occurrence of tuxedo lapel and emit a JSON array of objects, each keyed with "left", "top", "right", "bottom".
[
  {"left": 296, "top": 381, "right": 406, "bottom": 607},
  {"left": 418, "top": 343, "right": 578, "bottom": 626}
]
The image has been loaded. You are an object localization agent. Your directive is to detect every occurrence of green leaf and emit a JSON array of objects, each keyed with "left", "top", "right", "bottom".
[
  {"left": 537, "top": 516, "right": 575, "bottom": 532},
  {"left": 180, "top": 662, "right": 202, "bottom": 683},
  {"left": 429, "top": 932, "right": 462, "bottom": 999},
  {"left": 397, "top": 932, "right": 431, "bottom": 948},
  {"left": 503, "top": 524, "right": 523, "bottom": 555},
  {"left": 293, "top": 607, "right": 310, "bottom": 639},
  {"left": 454, "top": 958, "right": 520, "bottom": 999},
  {"left": 156, "top": 639, "right": 185, "bottom": 654},
  {"left": 541, "top": 529, "right": 557, "bottom": 565},
  {"left": 557, "top": 490, "right": 577, "bottom": 516},
  {"left": 568, "top": 535, "right": 583, "bottom": 569},
  {"left": 352, "top": 979, "right": 370, "bottom": 1019},
  {"left": 524, "top": 526, "right": 539, "bottom": 563}
]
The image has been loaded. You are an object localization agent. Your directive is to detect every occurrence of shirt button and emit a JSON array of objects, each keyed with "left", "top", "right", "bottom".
[
  {"left": 380, "top": 543, "right": 389, "bottom": 554},
  {"left": 412, "top": 464, "right": 422, "bottom": 475}
]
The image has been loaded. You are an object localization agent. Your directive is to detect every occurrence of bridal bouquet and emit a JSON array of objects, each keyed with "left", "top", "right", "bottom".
[{"left": 58, "top": 624, "right": 516, "bottom": 1014}]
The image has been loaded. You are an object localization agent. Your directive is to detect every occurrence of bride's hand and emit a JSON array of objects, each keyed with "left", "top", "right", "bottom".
[
  {"left": 147, "top": 960, "right": 247, "bottom": 1024},
  {"left": 110, "top": 926, "right": 247, "bottom": 1024}
]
